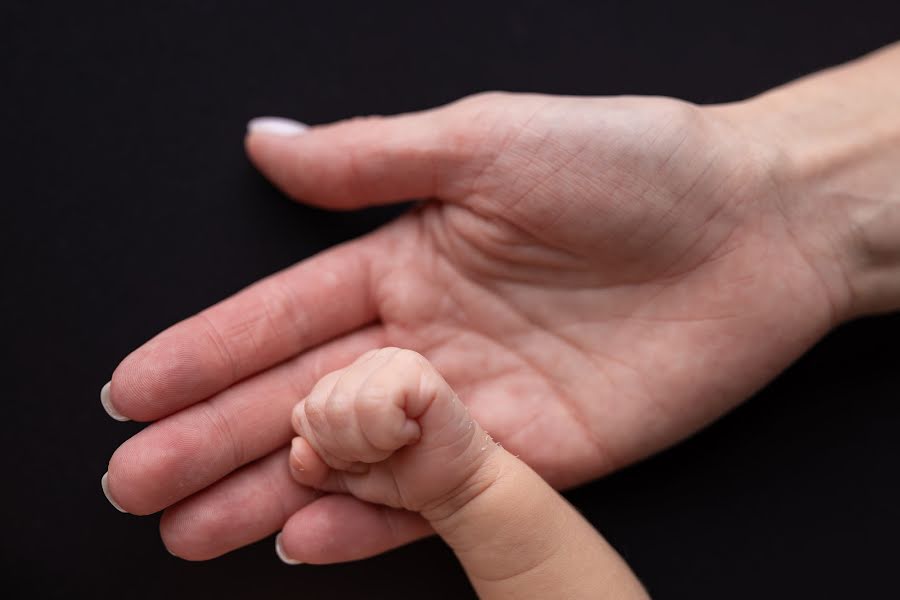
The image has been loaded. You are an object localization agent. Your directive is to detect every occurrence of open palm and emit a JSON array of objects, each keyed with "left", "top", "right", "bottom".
[{"left": 104, "top": 92, "right": 845, "bottom": 562}]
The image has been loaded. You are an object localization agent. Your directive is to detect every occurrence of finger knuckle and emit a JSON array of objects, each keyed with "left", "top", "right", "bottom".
[
  {"left": 197, "top": 402, "right": 244, "bottom": 467},
  {"left": 291, "top": 402, "right": 305, "bottom": 433},
  {"left": 324, "top": 390, "right": 355, "bottom": 429},
  {"left": 304, "top": 394, "right": 329, "bottom": 429},
  {"left": 356, "top": 348, "right": 381, "bottom": 363},
  {"left": 372, "top": 346, "right": 402, "bottom": 360},
  {"left": 389, "top": 348, "right": 429, "bottom": 372},
  {"left": 356, "top": 385, "right": 393, "bottom": 415}
]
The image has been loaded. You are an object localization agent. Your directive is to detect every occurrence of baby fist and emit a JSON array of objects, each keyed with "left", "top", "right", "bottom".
[{"left": 289, "top": 348, "right": 495, "bottom": 514}]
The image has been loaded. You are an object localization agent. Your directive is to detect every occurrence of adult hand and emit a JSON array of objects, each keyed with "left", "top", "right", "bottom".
[{"left": 102, "top": 43, "right": 900, "bottom": 562}]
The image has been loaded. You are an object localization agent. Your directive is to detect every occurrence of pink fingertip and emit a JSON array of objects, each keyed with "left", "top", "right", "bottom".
[{"left": 275, "top": 533, "right": 303, "bottom": 565}]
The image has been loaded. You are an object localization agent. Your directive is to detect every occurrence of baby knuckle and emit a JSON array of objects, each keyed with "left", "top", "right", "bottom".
[
  {"left": 354, "top": 348, "right": 381, "bottom": 364},
  {"left": 419, "top": 368, "right": 448, "bottom": 400},
  {"left": 310, "top": 369, "right": 342, "bottom": 397},
  {"left": 304, "top": 395, "right": 329, "bottom": 428},
  {"left": 290, "top": 402, "right": 305, "bottom": 432},
  {"left": 324, "top": 390, "right": 356, "bottom": 427},
  {"left": 389, "top": 348, "right": 429, "bottom": 370},
  {"left": 370, "top": 346, "right": 402, "bottom": 362},
  {"left": 356, "top": 385, "right": 393, "bottom": 414}
]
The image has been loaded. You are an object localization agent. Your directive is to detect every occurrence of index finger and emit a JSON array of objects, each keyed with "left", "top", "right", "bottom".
[{"left": 106, "top": 232, "right": 380, "bottom": 422}]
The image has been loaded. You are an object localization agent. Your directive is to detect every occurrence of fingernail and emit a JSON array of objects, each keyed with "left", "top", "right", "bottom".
[
  {"left": 100, "top": 381, "right": 129, "bottom": 422},
  {"left": 247, "top": 117, "right": 309, "bottom": 137},
  {"left": 101, "top": 472, "right": 127, "bottom": 513},
  {"left": 275, "top": 533, "right": 302, "bottom": 565}
]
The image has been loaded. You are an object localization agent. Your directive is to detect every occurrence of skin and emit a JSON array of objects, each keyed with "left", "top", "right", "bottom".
[
  {"left": 101, "top": 42, "right": 900, "bottom": 563},
  {"left": 288, "top": 346, "right": 649, "bottom": 599}
]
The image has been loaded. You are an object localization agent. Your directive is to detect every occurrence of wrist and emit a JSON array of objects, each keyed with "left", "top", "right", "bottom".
[
  {"left": 422, "top": 445, "right": 648, "bottom": 598},
  {"left": 421, "top": 448, "right": 572, "bottom": 585},
  {"left": 419, "top": 443, "right": 507, "bottom": 538},
  {"left": 713, "top": 42, "right": 900, "bottom": 319},
  {"left": 420, "top": 444, "right": 555, "bottom": 565}
]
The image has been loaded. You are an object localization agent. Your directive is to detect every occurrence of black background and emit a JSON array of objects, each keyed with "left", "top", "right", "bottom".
[{"left": 2, "top": 1, "right": 899, "bottom": 598}]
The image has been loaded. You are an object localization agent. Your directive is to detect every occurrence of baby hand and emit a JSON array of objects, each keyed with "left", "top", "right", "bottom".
[
  {"left": 288, "top": 347, "right": 649, "bottom": 599},
  {"left": 289, "top": 347, "right": 496, "bottom": 518}
]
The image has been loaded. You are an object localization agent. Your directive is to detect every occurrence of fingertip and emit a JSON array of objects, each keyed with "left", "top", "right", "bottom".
[
  {"left": 275, "top": 532, "right": 303, "bottom": 565},
  {"left": 289, "top": 436, "right": 307, "bottom": 472},
  {"left": 101, "top": 471, "right": 127, "bottom": 513},
  {"left": 104, "top": 448, "right": 154, "bottom": 516},
  {"left": 108, "top": 332, "right": 211, "bottom": 422},
  {"left": 289, "top": 437, "right": 330, "bottom": 488},
  {"left": 100, "top": 381, "right": 130, "bottom": 422},
  {"left": 244, "top": 118, "right": 310, "bottom": 175}
]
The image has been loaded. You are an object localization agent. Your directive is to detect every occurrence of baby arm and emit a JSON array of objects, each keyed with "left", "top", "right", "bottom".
[{"left": 288, "top": 347, "right": 649, "bottom": 599}]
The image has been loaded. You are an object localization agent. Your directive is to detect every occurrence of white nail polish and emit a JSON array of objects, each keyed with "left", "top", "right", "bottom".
[
  {"left": 101, "top": 472, "right": 127, "bottom": 513},
  {"left": 247, "top": 117, "right": 309, "bottom": 137},
  {"left": 275, "top": 533, "right": 302, "bottom": 565},
  {"left": 100, "top": 381, "right": 129, "bottom": 422}
]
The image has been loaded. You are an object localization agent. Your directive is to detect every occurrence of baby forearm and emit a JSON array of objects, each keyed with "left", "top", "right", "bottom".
[{"left": 424, "top": 448, "right": 649, "bottom": 599}]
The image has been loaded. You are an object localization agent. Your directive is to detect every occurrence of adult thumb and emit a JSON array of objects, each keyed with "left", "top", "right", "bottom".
[{"left": 244, "top": 103, "right": 473, "bottom": 210}]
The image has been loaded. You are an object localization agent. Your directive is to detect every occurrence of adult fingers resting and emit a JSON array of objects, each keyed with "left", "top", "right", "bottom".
[{"left": 102, "top": 103, "right": 481, "bottom": 559}]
